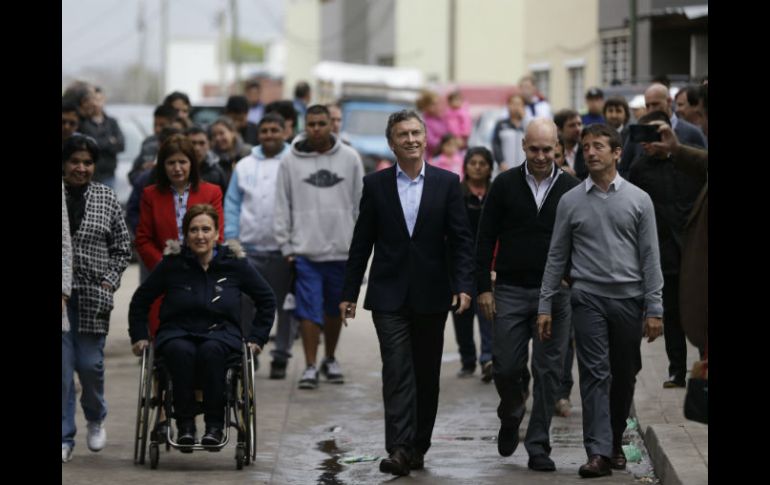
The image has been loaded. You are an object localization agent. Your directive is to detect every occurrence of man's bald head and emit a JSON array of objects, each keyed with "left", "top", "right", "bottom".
[
  {"left": 525, "top": 118, "right": 558, "bottom": 143},
  {"left": 522, "top": 118, "right": 559, "bottom": 180},
  {"left": 644, "top": 83, "right": 671, "bottom": 117}
]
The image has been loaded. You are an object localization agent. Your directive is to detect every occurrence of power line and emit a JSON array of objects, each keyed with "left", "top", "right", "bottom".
[
  {"left": 64, "top": 3, "right": 163, "bottom": 68},
  {"left": 62, "top": 0, "right": 127, "bottom": 46}
]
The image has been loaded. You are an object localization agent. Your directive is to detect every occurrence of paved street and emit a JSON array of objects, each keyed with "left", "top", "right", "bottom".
[{"left": 63, "top": 263, "right": 703, "bottom": 484}]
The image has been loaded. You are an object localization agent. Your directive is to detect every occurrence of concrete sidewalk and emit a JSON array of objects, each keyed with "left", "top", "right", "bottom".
[
  {"left": 633, "top": 334, "right": 708, "bottom": 485},
  {"left": 66, "top": 263, "right": 706, "bottom": 484}
]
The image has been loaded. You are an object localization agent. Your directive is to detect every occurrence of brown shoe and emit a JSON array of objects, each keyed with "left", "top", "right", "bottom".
[
  {"left": 578, "top": 454, "right": 612, "bottom": 478},
  {"left": 380, "top": 448, "right": 410, "bottom": 476},
  {"left": 610, "top": 448, "right": 627, "bottom": 470}
]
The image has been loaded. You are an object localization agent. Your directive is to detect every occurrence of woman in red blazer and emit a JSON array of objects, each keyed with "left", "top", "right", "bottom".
[{"left": 135, "top": 134, "right": 224, "bottom": 333}]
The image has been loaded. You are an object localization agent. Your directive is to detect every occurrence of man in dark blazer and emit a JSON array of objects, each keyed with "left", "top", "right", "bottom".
[{"left": 339, "top": 110, "right": 475, "bottom": 477}]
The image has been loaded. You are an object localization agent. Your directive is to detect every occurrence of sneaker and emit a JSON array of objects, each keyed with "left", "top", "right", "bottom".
[
  {"left": 270, "top": 360, "right": 288, "bottom": 380},
  {"left": 86, "top": 421, "right": 106, "bottom": 452},
  {"left": 663, "top": 377, "right": 686, "bottom": 388},
  {"left": 320, "top": 358, "right": 345, "bottom": 384},
  {"left": 554, "top": 398, "right": 572, "bottom": 417},
  {"left": 481, "top": 361, "right": 493, "bottom": 383},
  {"left": 298, "top": 366, "right": 319, "bottom": 389},
  {"left": 62, "top": 444, "right": 73, "bottom": 463}
]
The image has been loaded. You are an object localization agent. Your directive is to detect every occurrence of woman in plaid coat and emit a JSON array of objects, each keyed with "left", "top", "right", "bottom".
[{"left": 62, "top": 134, "right": 131, "bottom": 463}]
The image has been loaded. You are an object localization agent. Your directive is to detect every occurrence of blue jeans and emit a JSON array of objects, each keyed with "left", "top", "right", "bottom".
[
  {"left": 62, "top": 291, "right": 108, "bottom": 448},
  {"left": 450, "top": 296, "right": 493, "bottom": 368}
]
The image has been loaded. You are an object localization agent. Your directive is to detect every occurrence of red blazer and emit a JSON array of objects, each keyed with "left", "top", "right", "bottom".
[{"left": 136, "top": 182, "right": 224, "bottom": 271}]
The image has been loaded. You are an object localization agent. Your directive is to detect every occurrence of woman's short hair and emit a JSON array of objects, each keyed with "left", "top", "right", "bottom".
[
  {"left": 154, "top": 134, "right": 200, "bottom": 191},
  {"left": 182, "top": 203, "right": 219, "bottom": 236},
  {"left": 62, "top": 133, "right": 99, "bottom": 164}
]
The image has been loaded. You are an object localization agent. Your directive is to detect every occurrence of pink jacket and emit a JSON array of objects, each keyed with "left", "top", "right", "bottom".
[{"left": 445, "top": 103, "right": 472, "bottom": 139}]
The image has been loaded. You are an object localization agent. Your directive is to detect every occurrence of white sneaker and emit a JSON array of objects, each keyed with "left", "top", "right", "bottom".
[
  {"left": 320, "top": 358, "right": 345, "bottom": 384},
  {"left": 86, "top": 421, "right": 106, "bottom": 452},
  {"left": 298, "top": 366, "right": 319, "bottom": 389},
  {"left": 62, "top": 444, "right": 73, "bottom": 463}
]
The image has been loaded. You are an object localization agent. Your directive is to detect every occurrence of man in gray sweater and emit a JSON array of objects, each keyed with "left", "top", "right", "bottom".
[
  {"left": 274, "top": 104, "right": 364, "bottom": 390},
  {"left": 537, "top": 123, "right": 663, "bottom": 478}
]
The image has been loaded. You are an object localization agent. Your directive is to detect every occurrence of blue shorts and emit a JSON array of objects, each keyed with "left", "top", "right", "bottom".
[{"left": 293, "top": 256, "right": 346, "bottom": 326}]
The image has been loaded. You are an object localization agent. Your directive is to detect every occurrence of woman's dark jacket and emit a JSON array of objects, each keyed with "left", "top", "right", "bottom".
[{"left": 128, "top": 240, "right": 276, "bottom": 351}]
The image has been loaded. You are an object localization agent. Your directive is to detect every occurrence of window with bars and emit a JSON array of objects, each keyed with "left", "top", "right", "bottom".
[
  {"left": 533, "top": 70, "right": 550, "bottom": 100},
  {"left": 569, "top": 67, "right": 585, "bottom": 111},
  {"left": 601, "top": 35, "right": 630, "bottom": 85}
]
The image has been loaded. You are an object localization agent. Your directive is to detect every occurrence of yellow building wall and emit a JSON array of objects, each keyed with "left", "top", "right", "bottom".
[
  {"left": 394, "top": 0, "right": 449, "bottom": 82},
  {"left": 523, "top": 0, "right": 600, "bottom": 112},
  {"left": 455, "top": 0, "right": 525, "bottom": 84}
]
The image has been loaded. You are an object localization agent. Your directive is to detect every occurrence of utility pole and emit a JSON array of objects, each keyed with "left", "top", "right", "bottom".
[
  {"left": 448, "top": 0, "right": 456, "bottom": 82},
  {"left": 630, "top": 0, "right": 637, "bottom": 84},
  {"left": 136, "top": 0, "right": 147, "bottom": 102},
  {"left": 230, "top": 0, "right": 241, "bottom": 91},
  {"left": 159, "top": 0, "right": 169, "bottom": 100},
  {"left": 218, "top": 9, "right": 227, "bottom": 97}
]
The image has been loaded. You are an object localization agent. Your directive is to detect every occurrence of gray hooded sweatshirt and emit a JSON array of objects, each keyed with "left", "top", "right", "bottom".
[{"left": 274, "top": 133, "right": 364, "bottom": 262}]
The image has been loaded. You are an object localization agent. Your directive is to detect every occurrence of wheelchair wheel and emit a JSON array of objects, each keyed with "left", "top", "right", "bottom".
[
  {"left": 242, "top": 346, "right": 258, "bottom": 464},
  {"left": 149, "top": 443, "right": 159, "bottom": 469},
  {"left": 235, "top": 444, "right": 245, "bottom": 470},
  {"left": 133, "top": 345, "right": 154, "bottom": 465}
]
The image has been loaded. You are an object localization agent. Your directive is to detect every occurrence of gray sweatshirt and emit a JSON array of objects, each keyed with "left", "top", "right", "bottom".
[
  {"left": 538, "top": 177, "right": 664, "bottom": 317},
  {"left": 274, "top": 133, "right": 364, "bottom": 262}
]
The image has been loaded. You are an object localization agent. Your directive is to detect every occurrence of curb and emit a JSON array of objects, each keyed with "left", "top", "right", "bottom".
[{"left": 643, "top": 423, "right": 708, "bottom": 485}]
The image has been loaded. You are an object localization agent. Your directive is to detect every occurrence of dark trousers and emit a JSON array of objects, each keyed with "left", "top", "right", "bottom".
[
  {"left": 663, "top": 274, "right": 687, "bottom": 382},
  {"left": 572, "top": 289, "right": 643, "bottom": 457},
  {"left": 373, "top": 310, "right": 447, "bottom": 456},
  {"left": 492, "top": 285, "right": 571, "bottom": 456},
  {"left": 451, "top": 296, "right": 493, "bottom": 369},
  {"left": 557, "top": 325, "right": 575, "bottom": 400},
  {"left": 160, "top": 337, "right": 230, "bottom": 428},
  {"left": 241, "top": 250, "right": 296, "bottom": 363}
]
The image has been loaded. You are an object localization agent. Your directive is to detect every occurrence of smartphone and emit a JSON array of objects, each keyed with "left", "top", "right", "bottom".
[{"left": 629, "top": 124, "right": 662, "bottom": 143}]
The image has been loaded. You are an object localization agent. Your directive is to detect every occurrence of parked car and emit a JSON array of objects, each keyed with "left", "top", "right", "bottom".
[
  {"left": 190, "top": 98, "right": 226, "bottom": 129},
  {"left": 339, "top": 98, "right": 414, "bottom": 173},
  {"left": 106, "top": 104, "right": 155, "bottom": 208}
]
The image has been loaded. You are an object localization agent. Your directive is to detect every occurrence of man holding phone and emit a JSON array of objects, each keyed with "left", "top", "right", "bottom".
[
  {"left": 629, "top": 110, "right": 707, "bottom": 389},
  {"left": 617, "top": 83, "right": 707, "bottom": 177},
  {"left": 339, "top": 110, "right": 474, "bottom": 476}
]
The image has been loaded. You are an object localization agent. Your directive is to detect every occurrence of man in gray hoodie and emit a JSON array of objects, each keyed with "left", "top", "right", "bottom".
[{"left": 274, "top": 105, "right": 364, "bottom": 390}]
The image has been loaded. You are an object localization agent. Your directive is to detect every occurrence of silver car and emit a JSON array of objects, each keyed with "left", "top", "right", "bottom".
[{"left": 106, "top": 104, "right": 155, "bottom": 207}]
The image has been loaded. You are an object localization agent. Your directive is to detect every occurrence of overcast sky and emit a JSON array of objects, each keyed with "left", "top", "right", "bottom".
[{"left": 62, "top": 0, "right": 285, "bottom": 76}]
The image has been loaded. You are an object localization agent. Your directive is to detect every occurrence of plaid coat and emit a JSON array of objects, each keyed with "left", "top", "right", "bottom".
[
  {"left": 62, "top": 181, "right": 73, "bottom": 332},
  {"left": 67, "top": 181, "right": 131, "bottom": 334}
]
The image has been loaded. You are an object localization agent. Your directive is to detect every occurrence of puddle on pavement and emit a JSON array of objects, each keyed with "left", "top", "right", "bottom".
[{"left": 317, "top": 439, "right": 346, "bottom": 485}]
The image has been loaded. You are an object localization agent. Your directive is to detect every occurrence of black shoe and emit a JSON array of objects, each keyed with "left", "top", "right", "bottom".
[
  {"left": 270, "top": 360, "right": 287, "bottom": 380},
  {"left": 663, "top": 376, "right": 686, "bottom": 388},
  {"left": 409, "top": 451, "right": 424, "bottom": 470},
  {"left": 379, "top": 448, "right": 410, "bottom": 476},
  {"left": 610, "top": 447, "right": 627, "bottom": 470},
  {"left": 201, "top": 427, "right": 224, "bottom": 449},
  {"left": 497, "top": 421, "right": 520, "bottom": 457},
  {"left": 176, "top": 422, "right": 196, "bottom": 446},
  {"left": 481, "top": 361, "right": 493, "bottom": 383},
  {"left": 579, "top": 454, "right": 612, "bottom": 478},
  {"left": 528, "top": 453, "right": 556, "bottom": 471},
  {"left": 457, "top": 365, "right": 475, "bottom": 378}
]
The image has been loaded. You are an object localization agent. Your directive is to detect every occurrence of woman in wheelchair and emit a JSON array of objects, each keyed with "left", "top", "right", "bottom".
[{"left": 128, "top": 203, "right": 275, "bottom": 446}]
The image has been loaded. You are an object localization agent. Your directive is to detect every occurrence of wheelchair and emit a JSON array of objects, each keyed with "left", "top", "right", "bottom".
[{"left": 133, "top": 339, "right": 258, "bottom": 470}]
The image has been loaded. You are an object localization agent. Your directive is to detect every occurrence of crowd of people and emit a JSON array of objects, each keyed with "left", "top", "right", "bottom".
[{"left": 61, "top": 74, "right": 708, "bottom": 479}]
